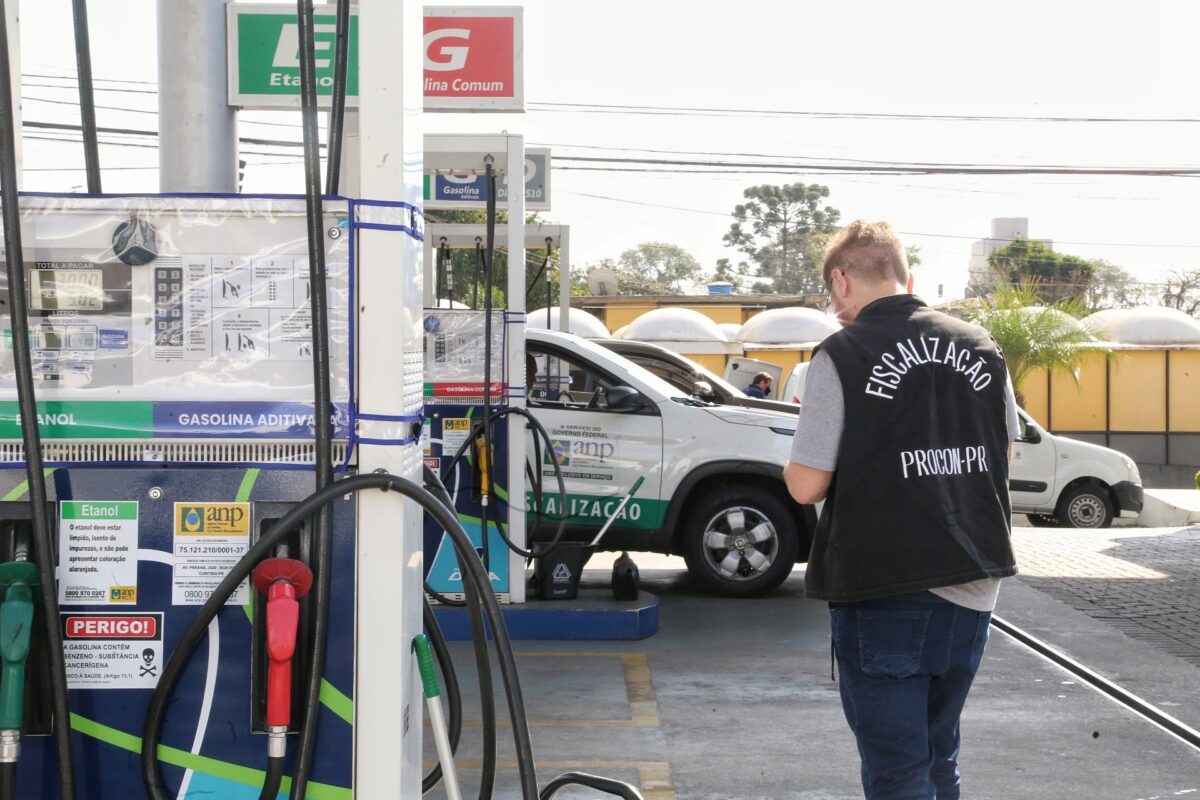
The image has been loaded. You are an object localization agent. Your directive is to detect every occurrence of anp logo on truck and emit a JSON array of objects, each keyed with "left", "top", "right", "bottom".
[
  {"left": 175, "top": 503, "right": 250, "bottom": 536},
  {"left": 65, "top": 616, "right": 157, "bottom": 639}
]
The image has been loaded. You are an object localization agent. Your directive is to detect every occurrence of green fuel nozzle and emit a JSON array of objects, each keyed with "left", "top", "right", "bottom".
[
  {"left": 0, "top": 561, "right": 39, "bottom": 738},
  {"left": 413, "top": 634, "right": 440, "bottom": 699}
]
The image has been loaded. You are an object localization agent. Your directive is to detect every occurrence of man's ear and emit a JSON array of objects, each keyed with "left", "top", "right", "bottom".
[
  {"left": 906, "top": 272, "right": 915, "bottom": 293},
  {"left": 832, "top": 268, "right": 849, "bottom": 297}
]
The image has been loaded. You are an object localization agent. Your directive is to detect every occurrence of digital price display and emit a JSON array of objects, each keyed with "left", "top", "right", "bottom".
[{"left": 29, "top": 269, "right": 104, "bottom": 312}]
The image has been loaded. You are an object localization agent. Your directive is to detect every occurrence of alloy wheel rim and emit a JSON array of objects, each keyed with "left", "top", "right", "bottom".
[{"left": 700, "top": 505, "right": 777, "bottom": 582}]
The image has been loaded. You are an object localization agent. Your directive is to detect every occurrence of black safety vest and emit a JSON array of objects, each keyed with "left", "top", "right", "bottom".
[{"left": 804, "top": 294, "right": 1017, "bottom": 602}]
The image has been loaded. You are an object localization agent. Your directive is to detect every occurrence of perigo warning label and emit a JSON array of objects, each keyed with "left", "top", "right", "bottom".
[{"left": 61, "top": 612, "right": 163, "bottom": 690}]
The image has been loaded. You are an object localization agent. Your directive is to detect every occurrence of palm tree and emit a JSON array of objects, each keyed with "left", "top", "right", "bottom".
[{"left": 964, "top": 281, "right": 1107, "bottom": 407}]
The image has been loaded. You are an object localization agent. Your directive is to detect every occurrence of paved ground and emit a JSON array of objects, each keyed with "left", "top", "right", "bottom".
[
  {"left": 422, "top": 521, "right": 1200, "bottom": 799},
  {"left": 1011, "top": 523, "right": 1200, "bottom": 668}
]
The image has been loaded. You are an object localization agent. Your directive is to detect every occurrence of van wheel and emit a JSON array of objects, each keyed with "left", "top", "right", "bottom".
[
  {"left": 682, "top": 486, "right": 798, "bottom": 597},
  {"left": 1056, "top": 485, "right": 1113, "bottom": 528},
  {"left": 1025, "top": 514, "right": 1062, "bottom": 528}
]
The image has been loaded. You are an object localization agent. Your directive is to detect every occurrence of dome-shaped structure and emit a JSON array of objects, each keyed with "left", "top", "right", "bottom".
[
  {"left": 611, "top": 324, "right": 629, "bottom": 340},
  {"left": 717, "top": 322, "right": 743, "bottom": 341},
  {"left": 1082, "top": 307, "right": 1200, "bottom": 344},
  {"left": 1017, "top": 306, "right": 1091, "bottom": 336},
  {"left": 527, "top": 307, "right": 610, "bottom": 338},
  {"left": 621, "top": 308, "right": 728, "bottom": 342},
  {"left": 735, "top": 307, "right": 840, "bottom": 344}
]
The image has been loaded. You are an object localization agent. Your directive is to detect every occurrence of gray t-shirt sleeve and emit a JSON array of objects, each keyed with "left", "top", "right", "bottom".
[{"left": 789, "top": 350, "right": 844, "bottom": 471}]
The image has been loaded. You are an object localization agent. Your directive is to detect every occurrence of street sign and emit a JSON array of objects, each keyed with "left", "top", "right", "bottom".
[
  {"left": 227, "top": 4, "right": 523, "bottom": 112},
  {"left": 423, "top": 6, "right": 523, "bottom": 112},
  {"left": 424, "top": 148, "right": 550, "bottom": 211}
]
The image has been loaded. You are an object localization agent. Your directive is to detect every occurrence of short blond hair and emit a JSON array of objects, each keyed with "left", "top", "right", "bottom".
[{"left": 822, "top": 220, "right": 909, "bottom": 287}]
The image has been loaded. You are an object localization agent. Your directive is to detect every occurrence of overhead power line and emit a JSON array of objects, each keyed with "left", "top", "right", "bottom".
[
  {"left": 528, "top": 101, "right": 1200, "bottom": 125},
  {"left": 25, "top": 70, "right": 1200, "bottom": 126},
  {"left": 24, "top": 120, "right": 324, "bottom": 150},
  {"left": 552, "top": 154, "right": 1200, "bottom": 178},
  {"left": 23, "top": 95, "right": 303, "bottom": 129}
]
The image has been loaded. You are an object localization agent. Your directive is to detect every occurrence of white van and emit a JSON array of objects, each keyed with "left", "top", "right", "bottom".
[
  {"left": 1011, "top": 410, "right": 1143, "bottom": 528},
  {"left": 781, "top": 362, "right": 810, "bottom": 405}
]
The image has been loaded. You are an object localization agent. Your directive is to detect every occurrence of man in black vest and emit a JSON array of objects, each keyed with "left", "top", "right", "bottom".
[{"left": 784, "top": 220, "right": 1018, "bottom": 800}]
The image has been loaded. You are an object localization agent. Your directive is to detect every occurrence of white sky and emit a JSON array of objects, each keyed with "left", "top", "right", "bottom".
[{"left": 15, "top": 0, "right": 1200, "bottom": 300}]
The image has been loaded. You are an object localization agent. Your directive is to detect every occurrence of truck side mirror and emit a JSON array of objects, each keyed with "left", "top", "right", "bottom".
[
  {"left": 606, "top": 386, "right": 645, "bottom": 412},
  {"left": 692, "top": 380, "right": 714, "bottom": 400}
]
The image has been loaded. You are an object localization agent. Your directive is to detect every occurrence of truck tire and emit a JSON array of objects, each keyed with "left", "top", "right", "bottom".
[
  {"left": 682, "top": 485, "right": 799, "bottom": 597},
  {"left": 1056, "top": 485, "right": 1114, "bottom": 528}
]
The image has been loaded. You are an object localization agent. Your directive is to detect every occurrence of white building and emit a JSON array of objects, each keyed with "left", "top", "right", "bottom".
[{"left": 967, "top": 218, "right": 1053, "bottom": 290}]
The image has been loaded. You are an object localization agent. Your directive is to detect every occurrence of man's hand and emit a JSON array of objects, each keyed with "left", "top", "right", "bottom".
[{"left": 784, "top": 461, "right": 832, "bottom": 505}]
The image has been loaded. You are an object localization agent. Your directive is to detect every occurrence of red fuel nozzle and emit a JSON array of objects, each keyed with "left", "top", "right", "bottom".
[{"left": 252, "top": 558, "right": 313, "bottom": 730}]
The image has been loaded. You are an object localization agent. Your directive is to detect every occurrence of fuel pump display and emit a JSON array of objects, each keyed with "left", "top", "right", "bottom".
[{"left": 0, "top": 197, "right": 352, "bottom": 444}]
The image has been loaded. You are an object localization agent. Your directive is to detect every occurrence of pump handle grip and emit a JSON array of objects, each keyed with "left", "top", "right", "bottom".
[
  {"left": 0, "top": 582, "right": 34, "bottom": 730},
  {"left": 264, "top": 581, "right": 300, "bottom": 728}
]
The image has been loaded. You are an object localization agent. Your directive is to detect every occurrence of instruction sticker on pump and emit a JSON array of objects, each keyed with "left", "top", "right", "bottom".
[
  {"left": 172, "top": 503, "right": 251, "bottom": 606},
  {"left": 441, "top": 417, "right": 473, "bottom": 459},
  {"left": 58, "top": 501, "right": 139, "bottom": 605},
  {"left": 60, "top": 612, "right": 163, "bottom": 690}
]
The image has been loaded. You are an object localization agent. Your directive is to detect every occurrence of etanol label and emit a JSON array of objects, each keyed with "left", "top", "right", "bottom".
[{"left": 58, "top": 501, "right": 139, "bottom": 606}]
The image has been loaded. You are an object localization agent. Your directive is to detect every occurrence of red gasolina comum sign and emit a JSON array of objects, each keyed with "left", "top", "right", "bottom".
[{"left": 424, "top": 6, "right": 524, "bottom": 111}]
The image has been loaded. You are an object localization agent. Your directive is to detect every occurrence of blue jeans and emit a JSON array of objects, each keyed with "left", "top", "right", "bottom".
[{"left": 829, "top": 591, "right": 991, "bottom": 800}]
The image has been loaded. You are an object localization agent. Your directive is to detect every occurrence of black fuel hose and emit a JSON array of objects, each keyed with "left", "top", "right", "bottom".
[
  {"left": 142, "top": 471, "right": 643, "bottom": 800},
  {"left": 0, "top": 5, "right": 77, "bottom": 798},
  {"left": 0, "top": 762, "right": 13, "bottom": 800},
  {"left": 324, "top": 0, "right": 352, "bottom": 193},
  {"left": 423, "top": 469, "right": 467, "bottom": 607},
  {"left": 291, "top": 1, "right": 337, "bottom": 797},
  {"left": 423, "top": 465, "right": 496, "bottom": 798},
  {"left": 472, "top": 239, "right": 483, "bottom": 309},
  {"left": 258, "top": 757, "right": 286, "bottom": 800},
  {"left": 480, "top": 161, "right": 498, "bottom": 573},
  {"left": 436, "top": 239, "right": 450, "bottom": 306},
  {"left": 441, "top": 406, "right": 568, "bottom": 559},
  {"left": 540, "top": 773, "right": 646, "bottom": 800},
  {"left": 140, "top": 474, "right": 518, "bottom": 799}
]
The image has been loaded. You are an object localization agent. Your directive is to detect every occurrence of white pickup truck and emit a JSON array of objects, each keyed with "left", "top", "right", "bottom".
[{"left": 526, "top": 328, "right": 813, "bottom": 597}]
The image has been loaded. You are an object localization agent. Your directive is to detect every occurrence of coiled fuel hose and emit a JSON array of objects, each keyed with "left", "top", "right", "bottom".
[{"left": 141, "top": 472, "right": 644, "bottom": 800}]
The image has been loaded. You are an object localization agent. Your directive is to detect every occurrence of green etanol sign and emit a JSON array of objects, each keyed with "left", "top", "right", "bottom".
[
  {"left": 0, "top": 402, "right": 152, "bottom": 439},
  {"left": 228, "top": 5, "right": 360, "bottom": 106}
]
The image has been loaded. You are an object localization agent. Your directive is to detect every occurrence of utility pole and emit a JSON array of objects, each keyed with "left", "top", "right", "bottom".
[{"left": 157, "top": 0, "right": 238, "bottom": 192}]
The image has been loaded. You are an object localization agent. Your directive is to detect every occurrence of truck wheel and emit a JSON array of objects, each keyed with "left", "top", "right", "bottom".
[
  {"left": 1025, "top": 514, "right": 1062, "bottom": 528},
  {"left": 682, "top": 486, "right": 799, "bottom": 597},
  {"left": 1056, "top": 485, "right": 1113, "bottom": 528}
]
